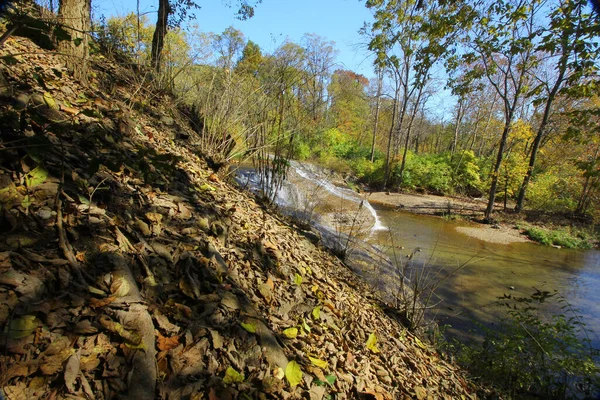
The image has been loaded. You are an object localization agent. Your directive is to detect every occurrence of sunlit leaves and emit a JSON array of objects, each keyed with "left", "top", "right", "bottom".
[
  {"left": 285, "top": 360, "right": 303, "bottom": 387},
  {"left": 366, "top": 332, "right": 380, "bottom": 353}
]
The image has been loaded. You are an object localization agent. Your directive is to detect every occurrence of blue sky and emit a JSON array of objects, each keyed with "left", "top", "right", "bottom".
[{"left": 92, "top": 0, "right": 377, "bottom": 78}]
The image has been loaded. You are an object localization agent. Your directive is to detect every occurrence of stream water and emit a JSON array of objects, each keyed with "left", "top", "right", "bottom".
[{"left": 235, "top": 161, "right": 600, "bottom": 350}]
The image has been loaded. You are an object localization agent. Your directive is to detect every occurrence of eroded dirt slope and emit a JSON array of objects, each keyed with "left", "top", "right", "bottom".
[{"left": 0, "top": 34, "right": 482, "bottom": 399}]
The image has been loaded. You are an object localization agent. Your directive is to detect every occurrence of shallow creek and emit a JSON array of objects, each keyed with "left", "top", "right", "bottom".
[{"left": 236, "top": 162, "right": 600, "bottom": 349}]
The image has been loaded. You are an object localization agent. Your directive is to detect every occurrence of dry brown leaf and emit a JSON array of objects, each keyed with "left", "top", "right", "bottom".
[
  {"left": 157, "top": 332, "right": 180, "bottom": 351},
  {"left": 89, "top": 296, "right": 116, "bottom": 308},
  {"left": 64, "top": 349, "right": 81, "bottom": 393},
  {"left": 266, "top": 278, "right": 275, "bottom": 290},
  {"left": 75, "top": 251, "right": 86, "bottom": 262},
  {"left": 74, "top": 319, "right": 98, "bottom": 335},
  {"left": 208, "top": 173, "right": 219, "bottom": 182}
]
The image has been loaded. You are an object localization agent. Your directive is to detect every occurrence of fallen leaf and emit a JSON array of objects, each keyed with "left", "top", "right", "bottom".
[
  {"left": 294, "top": 273, "right": 302, "bottom": 286},
  {"left": 282, "top": 327, "right": 298, "bottom": 339},
  {"left": 240, "top": 321, "right": 256, "bottom": 333},
  {"left": 366, "top": 332, "right": 380, "bottom": 354},
  {"left": 414, "top": 337, "right": 426, "bottom": 350},
  {"left": 308, "top": 356, "right": 328, "bottom": 369},
  {"left": 274, "top": 367, "right": 285, "bottom": 380},
  {"left": 223, "top": 366, "right": 244, "bottom": 384},
  {"left": 110, "top": 276, "right": 130, "bottom": 297},
  {"left": 285, "top": 360, "right": 303, "bottom": 387},
  {"left": 157, "top": 332, "right": 180, "bottom": 351},
  {"left": 312, "top": 306, "right": 321, "bottom": 320},
  {"left": 64, "top": 349, "right": 81, "bottom": 393},
  {"left": 89, "top": 295, "right": 116, "bottom": 308},
  {"left": 8, "top": 315, "right": 40, "bottom": 339}
]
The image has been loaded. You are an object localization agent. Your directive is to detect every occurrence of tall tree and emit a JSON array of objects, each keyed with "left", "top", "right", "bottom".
[
  {"left": 366, "top": 0, "right": 474, "bottom": 189},
  {"left": 514, "top": 0, "right": 600, "bottom": 212},
  {"left": 151, "top": 0, "right": 259, "bottom": 72},
  {"left": 463, "top": 0, "right": 539, "bottom": 221},
  {"left": 58, "top": 0, "right": 91, "bottom": 83}
]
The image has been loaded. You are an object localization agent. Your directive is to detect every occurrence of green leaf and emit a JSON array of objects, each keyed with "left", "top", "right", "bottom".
[
  {"left": 73, "top": 38, "right": 83, "bottom": 47},
  {"left": 240, "top": 322, "right": 256, "bottom": 333},
  {"left": 8, "top": 315, "right": 40, "bottom": 339},
  {"left": 308, "top": 356, "right": 328, "bottom": 369},
  {"left": 311, "top": 306, "right": 321, "bottom": 320},
  {"left": 25, "top": 166, "right": 48, "bottom": 187},
  {"left": 302, "top": 318, "right": 311, "bottom": 333},
  {"left": 223, "top": 366, "right": 244, "bottom": 384},
  {"left": 285, "top": 360, "right": 303, "bottom": 387},
  {"left": 325, "top": 374, "right": 336, "bottom": 385},
  {"left": 20, "top": 195, "right": 32, "bottom": 210},
  {"left": 366, "top": 332, "right": 380, "bottom": 353},
  {"left": 282, "top": 327, "right": 298, "bottom": 339},
  {"left": 294, "top": 273, "right": 303, "bottom": 285},
  {"left": 199, "top": 183, "right": 216, "bottom": 192}
]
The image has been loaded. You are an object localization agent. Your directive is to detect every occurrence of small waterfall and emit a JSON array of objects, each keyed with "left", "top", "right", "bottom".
[{"left": 290, "top": 161, "right": 386, "bottom": 233}]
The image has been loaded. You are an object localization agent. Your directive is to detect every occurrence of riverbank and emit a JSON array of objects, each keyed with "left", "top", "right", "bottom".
[{"left": 366, "top": 191, "right": 532, "bottom": 245}]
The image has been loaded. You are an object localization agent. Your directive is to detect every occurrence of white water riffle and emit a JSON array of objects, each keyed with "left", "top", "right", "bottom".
[
  {"left": 235, "top": 161, "right": 386, "bottom": 233},
  {"left": 290, "top": 161, "right": 386, "bottom": 233}
]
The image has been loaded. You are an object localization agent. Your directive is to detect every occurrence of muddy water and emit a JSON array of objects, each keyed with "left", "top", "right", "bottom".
[
  {"left": 235, "top": 162, "right": 600, "bottom": 349},
  {"left": 368, "top": 206, "right": 600, "bottom": 348}
]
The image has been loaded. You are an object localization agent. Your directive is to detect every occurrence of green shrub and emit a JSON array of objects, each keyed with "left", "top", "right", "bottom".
[
  {"left": 394, "top": 152, "right": 452, "bottom": 194},
  {"left": 448, "top": 150, "right": 483, "bottom": 195},
  {"left": 454, "top": 290, "right": 600, "bottom": 399},
  {"left": 525, "top": 227, "right": 593, "bottom": 249},
  {"left": 527, "top": 167, "right": 581, "bottom": 213}
]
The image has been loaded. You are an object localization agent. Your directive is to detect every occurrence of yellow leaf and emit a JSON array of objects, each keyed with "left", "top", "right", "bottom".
[
  {"left": 294, "top": 273, "right": 302, "bottom": 285},
  {"left": 285, "top": 360, "right": 303, "bottom": 387},
  {"left": 43, "top": 92, "right": 58, "bottom": 109},
  {"left": 414, "top": 337, "right": 426, "bottom": 350},
  {"left": 312, "top": 306, "right": 321, "bottom": 320},
  {"left": 240, "top": 322, "right": 256, "bottom": 333},
  {"left": 282, "top": 327, "right": 298, "bottom": 339},
  {"left": 308, "top": 356, "right": 328, "bottom": 369},
  {"left": 199, "top": 183, "right": 216, "bottom": 192},
  {"left": 223, "top": 366, "right": 244, "bottom": 384},
  {"left": 366, "top": 332, "right": 380, "bottom": 354}
]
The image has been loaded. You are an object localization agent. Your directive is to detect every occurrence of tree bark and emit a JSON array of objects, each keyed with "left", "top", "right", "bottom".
[
  {"left": 370, "top": 68, "right": 383, "bottom": 162},
  {"left": 58, "top": 0, "right": 91, "bottom": 84},
  {"left": 151, "top": 0, "right": 171, "bottom": 72}
]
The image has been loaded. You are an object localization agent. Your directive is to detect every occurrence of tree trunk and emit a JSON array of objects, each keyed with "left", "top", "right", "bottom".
[
  {"left": 485, "top": 122, "right": 511, "bottom": 221},
  {"left": 370, "top": 69, "right": 383, "bottom": 162},
  {"left": 515, "top": 40, "right": 569, "bottom": 213},
  {"left": 58, "top": 0, "right": 91, "bottom": 84},
  {"left": 397, "top": 84, "right": 425, "bottom": 190},
  {"left": 151, "top": 0, "right": 171, "bottom": 72},
  {"left": 383, "top": 86, "right": 399, "bottom": 189}
]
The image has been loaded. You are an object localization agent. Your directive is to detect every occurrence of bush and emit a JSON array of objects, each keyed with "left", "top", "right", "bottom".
[
  {"left": 394, "top": 152, "right": 452, "bottom": 194},
  {"left": 454, "top": 290, "right": 600, "bottom": 399},
  {"left": 525, "top": 226, "right": 593, "bottom": 249},
  {"left": 527, "top": 167, "right": 581, "bottom": 213}
]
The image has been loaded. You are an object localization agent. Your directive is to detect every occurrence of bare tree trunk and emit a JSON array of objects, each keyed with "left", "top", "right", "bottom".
[
  {"left": 485, "top": 121, "right": 511, "bottom": 221},
  {"left": 370, "top": 68, "right": 383, "bottom": 162},
  {"left": 151, "top": 0, "right": 171, "bottom": 72},
  {"left": 58, "top": 0, "right": 90, "bottom": 84}
]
